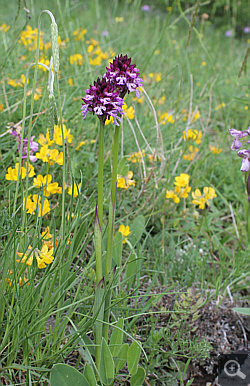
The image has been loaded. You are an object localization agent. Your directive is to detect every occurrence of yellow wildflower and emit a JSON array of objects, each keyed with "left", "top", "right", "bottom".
[
  {"left": 53, "top": 124, "right": 73, "bottom": 145},
  {"left": 33, "top": 174, "right": 61, "bottom": 196},
  {"left": 26, "top": 87, "right": 42, "bottom": 100},
  {"left": 127, "top": 149, "right": 145, "bottom": 163},
  {"left": 73, "top": 28, "right": 87, "bottom": 41},
  {"left": 36, "top": 145, "right": 51, "bottom": 162},
  {"left": 0, "top": 24, "right": 10, "bottom": 32},
  {"left": 7, "top": 74, "right": 29, "bottom": 88},
  {"left": 209, "top": 144, "right": 222, "bottom": 154},
  {"left": 5, "top": 163, "right": 35, "bottom": 181},
  {"left": 174, "top": 173, "right": 190, "bottom": 189},
  {"left": 38, "top": 129, "right": 54, "bottom": 146},
  {"left": 115, "top": 17, "right": 124, "bottom": 23},
  {"left": 183, "top": 129, "right": 202, "bottom": 144},
  {"left": 192, "top": 187, "right": 216, "bottom": 209},
  {"left": 50, "top": 149, "right": 63, "bottom": 165},
  {"left": 166, "top": 190, "right": 180, "bottom": 203},
  {"left": 117, "top": 171, "right": 135, "bottom": 190},
  {"left": 118, "top": 225, "right": 131, "bottom": 244},
  {"left": 16, "top": 244, "right": 54, "bottom": 269},
  {"left": 23, "top": 194, "right": 50, "bottom": 217},
  {"left": 67, "top": 183, "right": 81, "bottom": 197},
  {"left": 183, "top": 145, "right": 199, "bottom": 161},
  {"left": 69, "top": 54, "right": 83, "bottom": 65},
  {"left": 76, "top": 141, "right": 86, "bottom": 150}
]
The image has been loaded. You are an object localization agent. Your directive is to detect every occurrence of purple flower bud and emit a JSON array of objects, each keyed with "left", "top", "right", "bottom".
[
  {"left": 225, "top": 30, "right": 233, "bottom": 37},
  {"left": 244, "top": 27, "right": 250, "bottom": 34},
  {"left": 141, "top": 5, "right": 150, "bottom": 11}
]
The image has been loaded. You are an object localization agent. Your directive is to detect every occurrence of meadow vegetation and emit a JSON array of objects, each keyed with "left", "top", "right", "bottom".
[{"left": 0, "top": 0, "right": 250, "bottom": 385}]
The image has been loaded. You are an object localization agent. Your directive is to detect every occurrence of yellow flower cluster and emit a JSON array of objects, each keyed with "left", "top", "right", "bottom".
[
  {"left": 209, "top": 144, "right": 222, "bottom": 154},
  {"left": 143, "top": 72, "right": 162, "bottom": 83},
  {"left": 69, "top": 38, "right": 115, "bottom": 67},
  {"left": 73, "top": 28, "right": 87, "bottom": 41},
  {"left": 158, "top": 111, "right": 175, "bottom": 125},
  {"left": 87, "top": 38, "right": 115, "bottom": 66},
  {"left": 5, "top": 163, "right": 35, "bottom": 181},
  {"left": 16, "top": 244, "right": 54, "bottom": 269},
  {"left": 0, "top": 23, "right": 10, "bottom": 33},
  {"left": 127, "top": 149, "right": 145, "bottom": 163},
  {"left": 117, "top": 171, "right": 135, "bottom": 190},
  {"left": 166, "top": 173, "right": 191, "bottom": 203},
  {"left": 69, "top": 53, "right": 83, "bottom": 65},
  {"left": 7, "top": 74, "right": 29, "bottom": 88},
  {"left": 182, "top": 110, "right": 201, "bottom": 122},
  {"left": 33, "top": 174, "right": 62, "bottom": 196},
  {"left": 18, "top": 25, "right": 68, "bottom": 51},
  {"left": 36, "top": 145, "right": 63, "bottom": 165},
  {"left": 192, "top": 187, "right": 217, "bottom": 209},
  {"left": 183, "top": 145, "right": 199, "bottom": 161},
  {"left": 26, "top": 87, "right": 42, "bottom": 100},
  {"left": 215, "top": 102, "right": 225, "bottom": 110},
  {"left": 118, "top": 225, "right": 131, "bottom": 244},
  {"left": 36, "top": 125, "right": 73, "bottom": 165},
  {"left": 183, "top": 129, "right": 202, "bottom": 144},
  {"left": 23, "top": 195, "right": 50, "bottom": 217}
]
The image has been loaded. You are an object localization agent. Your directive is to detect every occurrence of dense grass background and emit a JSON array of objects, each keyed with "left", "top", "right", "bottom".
[{"left": 0, "top": 0, "right": 250, "bottom": 385}]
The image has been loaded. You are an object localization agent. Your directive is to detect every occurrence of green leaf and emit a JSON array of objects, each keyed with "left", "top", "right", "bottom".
[
  {"left": 126, "top": 253, "right": 137, "bottom": 290},
  {"left": 113, "top": 231, "right": 123, "bottom": 267},
  {"left": 110, "top": 318, "right": 124, "bottom": 357},
  {"left": 50, "top": 364, "right": 90, "bottom": 386},
  {"left": 99, "top": 338, "right": 115, "bottom": 385},
  {"left": 130, "top": 215, "right": 145, "bottom": 245},
  {"left": 83, "top": 363, "right": 97, "bottom": 386},
  {"left": 130, "top": 367, "right": 146, "bottom": 386},
  {"left": 127, "top": 341, "right": 141, "bottom": 376},
  {"left": 118, "top": 157, "right": 129, "bottom": 176},
  {"left": 232, "top": 307, "right": 250, "bottom": 315},
  {"left": 114, "top": 343, "right": 128, "bottom": 373}
]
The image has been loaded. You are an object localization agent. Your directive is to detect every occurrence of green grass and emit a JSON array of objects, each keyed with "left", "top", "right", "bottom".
[{"left": 0, "top": 0, "right": 250, "bottom": 385}]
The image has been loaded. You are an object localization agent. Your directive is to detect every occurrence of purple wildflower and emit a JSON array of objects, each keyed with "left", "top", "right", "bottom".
[
  {"left": 81, "top": 77, "right": 124, "bottom": 125},
  {"left": 225, "top": 30, "right": 233, "bottom": 37},
  {"left": 237, "top": 149, "right": 250, "bottom": 172},
  {"left": 11, "top": 130, "right": 38, "bottom": 162},
  {"left": 244, "top": 27, "right": 250, "bottom": 34},
  {"left": 229, "top": 128, "right": 250, "bottom": 151},
  {"left": 102, "top": 30, "right": 109, "bottom": 37},
  {"left": 141, "top": 5, "right": 150, "bottom": 11},
  {"left": 104, "top": 54, "right": 143, "bottom": 99}
]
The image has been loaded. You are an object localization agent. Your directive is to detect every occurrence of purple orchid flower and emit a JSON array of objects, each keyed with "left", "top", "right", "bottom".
[
  {"left": 229, "top": 128, "right": 250, "bottom": 151},
  {"left": 81, "top": 77, "right": 124, "bottom": 125},
  {"left": 11, "top": 130, "right": 38, "bottom": 162},
  {"left": 104, "top": 54, "right": 143, "bottom": 98},
  {"left": 237, "top": 149, "right": 250, "bottom": 172}
]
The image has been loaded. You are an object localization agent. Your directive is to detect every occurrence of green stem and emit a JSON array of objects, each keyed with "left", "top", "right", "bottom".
[
  {"left": 97, "top": 122, "right": 104, "bottom": 231},
  {"left": 106, "top": 125, "right": 120, "bottom": 276},
  {"left": 103, "top": 125, "right": 120, "bottom": 341},
  {"left": 94, "top": 121, "right": 105, "bottom": 370}
]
